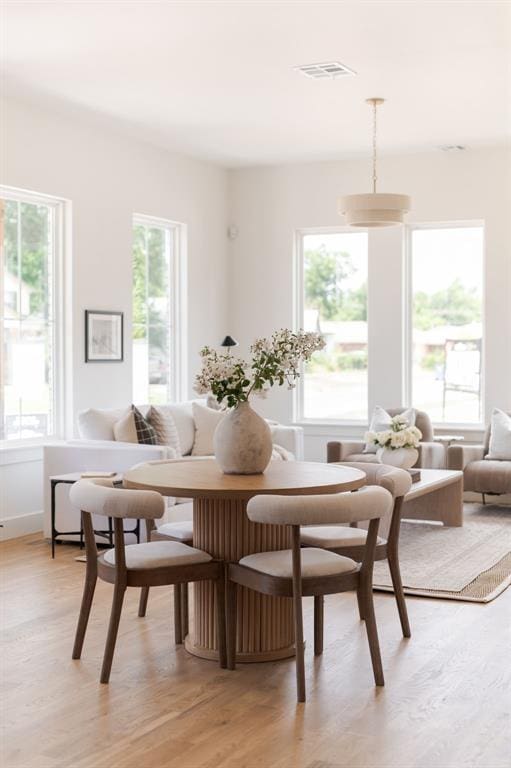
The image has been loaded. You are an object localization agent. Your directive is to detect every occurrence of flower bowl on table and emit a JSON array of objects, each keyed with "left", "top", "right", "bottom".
[{"left": 364, "top": 415, "right": 422, "bottom": 469}]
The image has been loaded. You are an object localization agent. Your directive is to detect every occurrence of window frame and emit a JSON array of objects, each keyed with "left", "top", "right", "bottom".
[
  {"left": 293, "top": 225, "right": 370, "bottom": 426},
  {"left": 0, "top": 185, "right": 69, "bottom": 446},
  {"left": 403, "top": 219, "right": 485, "bottom": 430},
  {"left": 132, "top": 213, "right": 187, "bottom": 404}
]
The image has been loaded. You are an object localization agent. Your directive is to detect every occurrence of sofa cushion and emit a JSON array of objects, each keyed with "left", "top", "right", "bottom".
[
  {"left": 486, "top": 409, "right": 511, "bottom": 460},
  {"left": 132, "top": 406, "right": 158, "bottom": 445},
  {"left": 164, "top": 402, "right": 197, "bottom": 455},
  {"left": 464, "top": 460, "right": 511, "bottom": 494},
  {"left": 113, "top": 409, "right": 138, "bottom": 443},
  {"left": 78, "top": 407, "right": 128, "bottom": 440},
  {"left": 78, "top": 403, "right": 195, "bottom": 450},
  {"left": 147, "top": 405, "right": 182, "bottom": 456},
  {"left": 191, "top": 402, "right": 224, "bottom": 456}
]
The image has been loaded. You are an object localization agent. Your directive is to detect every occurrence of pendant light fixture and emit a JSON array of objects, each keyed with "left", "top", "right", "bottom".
[{"left": 339, "top": 98, "right": 411, "bottom": 227}]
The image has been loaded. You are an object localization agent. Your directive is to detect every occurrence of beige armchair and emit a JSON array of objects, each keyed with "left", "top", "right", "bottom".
[
  {"left": 447, "top": 417, "right": 511, "bottom": 503},
  {"left": 327, "top": 408, "right": 445, "bottom": 469}
]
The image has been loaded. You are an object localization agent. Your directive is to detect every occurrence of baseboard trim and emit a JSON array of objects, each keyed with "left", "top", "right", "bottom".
[{"left": 0, "top": 510, "right": 43, "bottom": 541}]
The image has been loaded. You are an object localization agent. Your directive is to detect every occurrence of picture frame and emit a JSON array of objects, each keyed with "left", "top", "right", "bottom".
[{"left": 85, "top": 310, "right": 124, "bottom": 362}]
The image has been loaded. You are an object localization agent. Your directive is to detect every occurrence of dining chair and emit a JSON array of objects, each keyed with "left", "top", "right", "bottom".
[
  {"left": 69, "top": 478, "right": 226, "bottom": 683},
  {"left": 131, "top": 460, "right": 194, "bottom": 630},
  {"left": 301, "top": 463, "right": 413, "bottom": 637},
  {"left": 225, "top": 485, "right": 392, "bottom": 702}
]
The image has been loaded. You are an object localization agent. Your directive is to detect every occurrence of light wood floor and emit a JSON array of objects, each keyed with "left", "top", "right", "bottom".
[{"left": 1, "top": 534, "right": 510, "bottom": 768}]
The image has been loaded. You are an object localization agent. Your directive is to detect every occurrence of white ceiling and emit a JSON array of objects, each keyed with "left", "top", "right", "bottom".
[{"left": 3, "top": 1, "right": 510, "bottom": 167}]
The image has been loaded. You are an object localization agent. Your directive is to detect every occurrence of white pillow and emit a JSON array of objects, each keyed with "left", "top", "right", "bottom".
[
  {"left": 364, "top": 406, "right": 416, "bottom": 453},
  {"left": 113, "top": 410, "right": 138, "bottom": 443},
  {"left": 162, "top": 402, "right": 197, "bottom": 455},
  {"left": 147, "top": 405, "right": 182, "bottom": 456},
  {"left": 192, "top": 402, "right": 225, "bottom": 456},
  {"left": 78, "top": 407, "right": 127, "bottom": 440},
  {"left": 486, "top": 409, "right": 511, "bottom": 460},
  {"left": 271, "top": 444, "right": 294, "bottom": 461}
]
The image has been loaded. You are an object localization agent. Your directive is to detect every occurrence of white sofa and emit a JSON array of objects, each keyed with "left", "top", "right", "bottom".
[{"left": 43, "top": 400, "right": 304, "bottom": 541}]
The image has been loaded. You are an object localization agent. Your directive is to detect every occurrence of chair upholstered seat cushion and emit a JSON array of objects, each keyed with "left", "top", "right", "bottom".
[
  {"left": 239, "top": 548, "right": 358, "bottom": 579},
  {"left": 156, "top": 521, "right": 194, "bottom": 541},
  {"left": 103, "top": 541, "right": 211, "bottom": 569},
  {"left": 345, "top": 453, "right": 379, "bottom": 463},
  {"left": 300, "top": 526, "right": 386, "bottom": 549},
  {"left": 463, "top": 460, "right": 511, "bottom": 494}
]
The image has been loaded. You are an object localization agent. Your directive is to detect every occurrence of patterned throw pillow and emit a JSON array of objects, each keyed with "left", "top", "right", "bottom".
[
  {"left": 132, "top": 405, "right": 157, "bottom": 445},
  {"left": 147, "top": 405, "right": 182, "bottom": 456}
]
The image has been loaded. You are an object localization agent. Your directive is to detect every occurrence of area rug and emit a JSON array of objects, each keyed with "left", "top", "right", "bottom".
[{"left": 373, "top": 503, "right": 511, "bottom": 602}]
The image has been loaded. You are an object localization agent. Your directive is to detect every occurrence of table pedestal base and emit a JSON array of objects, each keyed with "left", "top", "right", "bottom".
[{"left": 189, "top": 496, "right": 295, "bottom": 663}]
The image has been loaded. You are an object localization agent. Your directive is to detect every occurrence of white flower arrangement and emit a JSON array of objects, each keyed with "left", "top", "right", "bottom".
[
  {"left": 194, "top": 329, "right": 325, "bottom": 409},
  {"left": 364, "top": 415, "right": 422, "bottom": 450}
]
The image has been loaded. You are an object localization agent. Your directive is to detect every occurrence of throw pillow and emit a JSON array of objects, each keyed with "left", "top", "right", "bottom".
[
  {"left": 364, "top": 406, "right": 416, "bottom": 453},
  {"left": 78, "top": 407, "right": 127, "bottom": 440},
  {"left": 132, "top": 405, "right": 157, "bottom": 445},
  {"left": 486, "top": 408, "right": 511, "bottom": 460},
  {"left": 147, "top": 405, "right": 182, "bottom": 456},
  {"left": 191, "top": 402, "right": 224, "bottom": 456},
  {"left": 271, "top": 444, "right": 294, "bottom": 461},
  {"left": 113, "top": 409, "right": 138, "bottom": 443}
]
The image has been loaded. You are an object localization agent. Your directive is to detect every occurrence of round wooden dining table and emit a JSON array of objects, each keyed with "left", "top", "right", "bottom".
[{"left": 124, "top": 458, "right": 366, "bottom": 663}]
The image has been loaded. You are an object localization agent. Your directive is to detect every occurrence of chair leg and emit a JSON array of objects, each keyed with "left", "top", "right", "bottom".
[
  {"left": 314, "top": 595, "right": 324, "bottom": 656},
  {"left": 292, "top": 589, "right": 306, "bottom": 702},
  {"left": 138, "top": 587, "right": 149, "bottom": 618},
  {"left": 72, "top": 573, "right": 97, "bottom": 659},
  {"left": 181, "top": 582, "right": 189, "bottom": 638},
  {"left": 482, "top": 493, "right": 486, "bottom": 505},
  {"left": 174, "top": 584, "right": 183, "bottom": 645},
  {"left": 291, "top": 527, "right": 306, "bottom": 703},
  {"left": 388, "top": 555, "right": 411, "bottom": 638},
  {"left": 100, "top": 582, "right": 126, "bottom": 684},
  {"left": 216, "top": 573, "right": 227, "bottom": 669},
  {"left": 225, "top": 578, "right": 237, "bottom": 670},
  {"left": 356, "top": 584, "right": 366, "bottom": 621},
  {"left": 360, "top": 575, "right": 384, "bottom": 687}
]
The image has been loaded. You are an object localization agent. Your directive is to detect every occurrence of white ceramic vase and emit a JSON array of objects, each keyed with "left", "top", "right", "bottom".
[
  {"left": 213, "top": 401, "right": 273, "bottom": 475},
  {"left": 376, "top": 446, "right": 418, "bottom": 469}
]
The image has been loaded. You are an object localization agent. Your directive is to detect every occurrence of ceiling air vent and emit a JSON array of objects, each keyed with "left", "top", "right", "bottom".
[{"left": 296, "top": 61, "right": 356, "bottom": 79}]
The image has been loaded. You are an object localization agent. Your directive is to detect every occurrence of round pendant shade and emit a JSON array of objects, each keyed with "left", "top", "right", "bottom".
[{"left": 338, "top": 193, "right": 411, "bottom": 227}]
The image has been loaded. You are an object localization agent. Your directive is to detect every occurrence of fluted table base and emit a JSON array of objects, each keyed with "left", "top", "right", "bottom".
[{"left": 184, "top": 496, "right": 295, "bottom": 663}]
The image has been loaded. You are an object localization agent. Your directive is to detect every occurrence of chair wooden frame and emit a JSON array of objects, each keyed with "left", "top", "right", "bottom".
[
  {"left": 73, "top": 512, "right": 226, "bottom": 683},
  {"left": 307, "top": 495, "right": 410, "bottom": 638},
  {"left": 138, "top": 522, "right": 193, "bottom": 639},
  {"left": 226, "top": 518, "right": 383, "bottom": 703}
]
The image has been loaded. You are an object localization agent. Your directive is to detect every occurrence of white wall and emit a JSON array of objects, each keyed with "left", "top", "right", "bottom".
[
  {"left": 0, "top": 96, "right": 229, "bottom": 536},
  {"left": 227, "top": 147, "right": 511, "bottom": 459}
]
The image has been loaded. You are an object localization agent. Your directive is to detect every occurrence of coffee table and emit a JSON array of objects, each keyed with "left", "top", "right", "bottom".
[
  {"left": 401, "top": 469, "right": 464, "bottom": 527},
  {"left": 124, "top": 459, "right": 365, "bottom": 663}
]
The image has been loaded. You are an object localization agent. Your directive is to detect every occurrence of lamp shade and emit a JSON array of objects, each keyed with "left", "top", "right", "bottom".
[
  {"left": 338, "top": 193, "right": 411, "bottom": 227},
  {"left": 220, "top": 335, "right": 238, "bottom": 348}
]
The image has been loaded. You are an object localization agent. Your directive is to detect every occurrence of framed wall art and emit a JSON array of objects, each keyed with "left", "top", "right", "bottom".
[{"left": 85, "top": 310, "right": 124, "bottom": 362}]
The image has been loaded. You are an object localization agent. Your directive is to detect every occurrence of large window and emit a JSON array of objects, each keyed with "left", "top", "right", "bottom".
[
  {"left": 1, "top": 189, "right": 64, "bottom": 441},
  {"left": 408, "top": 224, "right": 484, "bottom": 424},
  {"left": 298, "top": 230, "right": 368, "bottom": 421},
  {"left": 132, "top": 215, "right": 182, "bottom": 404}
]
